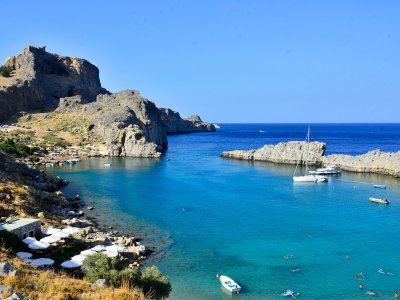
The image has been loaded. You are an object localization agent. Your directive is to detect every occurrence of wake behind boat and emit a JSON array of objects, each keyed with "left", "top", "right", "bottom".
[
  {"left": 219, "top": 275, "right": 241, "bottom": 293},
  {"left": 369, "top": 197, "right": 389, "bottom": 204}
]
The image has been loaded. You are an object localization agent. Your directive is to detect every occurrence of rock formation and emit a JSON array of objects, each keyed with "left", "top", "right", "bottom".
[
  {"left": 221, "top": 141, "right": 326, "bottom": 166},
  {"left": 221, "top": 142, "right": 400, "bottom": 177},
  {"left": 57, "top": 90, "right": 167, "bottom": 157},
  {"left": 159, "top": 108, "right": 216, "bottom": 133},
  {"left": 323, "top": 150, "right": 400, "bottom": 177},
  {"left": 0, "top": 45, "right": 108, "bottom": 122}
]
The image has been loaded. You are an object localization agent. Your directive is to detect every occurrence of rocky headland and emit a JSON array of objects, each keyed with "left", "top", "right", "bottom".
[
  {"left": 221, "top": 142, "right": 400, "bottom": 177},
  {"left": 0, "top": 46, "right": 216, "bottom": 158}
]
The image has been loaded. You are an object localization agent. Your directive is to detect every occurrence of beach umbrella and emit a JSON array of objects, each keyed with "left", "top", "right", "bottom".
[
  {"left": 61, "top": 260, "right": 82, "bottom": 269},
  {"left": 22, "top": 237, "right": 37, "bottom": 245},
  {"left": 71, "top": 254, "right": 85, "bottom": 262},
  {"left": 80, "top": 249, "right": 96, "bottom": 257},
  {"left": 23, "top": 258, "right": 33, "bottom": 263},
  {"left": 103, "top": 251, "right": 118, "bottom": 258},
  {"left": 62, "top": 227, "right": 81, "bottom": 234},
  {"left": 40, "top": 235, "right": 61, "bottom": 244},
  {"left": 90, "top": 245, "right": 106, "bottom": 252},
  {"left": 105, "top": 245, "right": 124, "bottom": 253},
  {"left": 30, "top": 258, "right": 54, "bottom": 267},
  {"left": 16, "top": 252, "right": 32, "bottom": 259},
  {"left": 28, "top": 241, "right": 50, "bottom": 250},
  {"left": 41, "top": 227, "right": 61, "bottom": 235},
  {"left": 52, "top": 231, "right": 70, "bottom": 238}
]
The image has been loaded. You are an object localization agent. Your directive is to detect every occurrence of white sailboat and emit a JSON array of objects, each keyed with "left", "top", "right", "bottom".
[{"left": 293, "top": 127, "right": 327, "bottom": 183}]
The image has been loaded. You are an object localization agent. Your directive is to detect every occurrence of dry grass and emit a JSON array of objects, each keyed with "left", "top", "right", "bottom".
[
  {"left": 18, "top": 112, "right": 93, "bottom": 145},
  {"left": 0, "top": 254, "right": 148, "bottom": 300}
]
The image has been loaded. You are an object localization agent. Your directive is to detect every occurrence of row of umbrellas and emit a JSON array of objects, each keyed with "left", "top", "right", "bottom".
[
  {"left": 16, "top": 252, "right": 54, "bottom": 266},
  {"left": 60, "top": 244, "right": 125, "bottom": 269},
  {"left": 22, "top": 227, "right": 82, "bottom": 250}
]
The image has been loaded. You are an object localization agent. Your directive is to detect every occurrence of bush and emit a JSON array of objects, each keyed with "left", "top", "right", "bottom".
[
  {"left": 0, "top": 65, "right": 13, "bottom": 77},
  {"left": 140, "top": 266, "right": 171, "bottom": 299},
  {"left": 82, "top": 252, "right": 118, "bottom": 283},
  {"left": 0, "top": 230, "right": 29, "bottom": 252},
  {"left": 0, "top": 139, "right": 30, "bottom": 157},
  {"left": 27, "top": 155, "right": 40, "bottom": 162},
  {"left": 42, "top": 134, "right": 71, "bottom": 148},
  {"left": 118, "top": 268, "right": 141, "bottom": 288}
]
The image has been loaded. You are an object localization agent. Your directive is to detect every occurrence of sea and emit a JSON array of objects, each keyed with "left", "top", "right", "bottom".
[{"left": 50, "top": 124, "right": 400, "bottom": 299}]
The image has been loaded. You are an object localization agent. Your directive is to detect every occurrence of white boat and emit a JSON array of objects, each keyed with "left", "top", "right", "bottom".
[
  {"left": 309, "top": 165, "right": 341, "bottom": 175},
  {"left": 104, "top": 163, "right": 111, "bottom": 167},
  {"left": 373, "top": 185, "right": 386, "bottom": 189},
  {"left": 219, "top": 275, "right": 241, "bottom": 293},
  {"left": 369, "top": 197, "right": 389, "bottom": 204},
  {"left": 293, "top": 127, "right": 327, "bottom": 183}
]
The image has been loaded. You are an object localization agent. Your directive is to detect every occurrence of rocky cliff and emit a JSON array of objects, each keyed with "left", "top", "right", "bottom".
[
  {"left": 323, "top": 150, "right": 400, "bottom": 177},
  {"left": 159, "top": 108, "right": 216, "bottom": 133},
  {"left": 221, "top": 141, "right": 326, "bottom": 166},
  {"left": 56, "top": 90, "right": 167, "bottom": 157},
  {"left": 221, "top": 142, "right": 400, "bottom": 177},
  {"left": 0, "top": 45, "right": 108, "bottom": 122}
]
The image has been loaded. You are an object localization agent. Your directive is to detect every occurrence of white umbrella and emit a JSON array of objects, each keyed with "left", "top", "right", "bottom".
[
  {"left": 80, "top": 249, "right": 96, "bottom": 257},
  {"left": 62, "top": 227, "right": 81, "bottom": 234},
  {"left": 90, "top": 245, "right": 107, "bottom": 252},
  {"left": 16, "top": 252, "right": 32, "bottom": 259},
  {"left": 61, "top": 260, "right": 83, "bottom": 269},
  {"left": 71, "top": 254, "right": 85, "bottom": 262},
  {"left": 52, "top": 231, "right": 70, "bottom": 238},
  {"left": 40, "top": 235, "right": 61, "bottom": 244},
  {"left": 41, "top": 227, "right": 61, "bottom": 235},
  {"left": 105, "top": 245, "right": 124, "bottom": 253},
  {"left": 103, "top": 251, "right": 118, "bottom": 258},
  {"left": 22, "top": 237, "right": 37, "bottom": 245},
  {"left": 30, "top": 258, "right": 54, "bottom": 267},
  {"left": 28, "top": 241, "right": 50, "bottom": 250}
]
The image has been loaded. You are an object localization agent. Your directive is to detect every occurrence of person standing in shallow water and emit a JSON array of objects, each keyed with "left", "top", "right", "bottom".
[{"left": 395, "top": 291, "right": 399, "bottom": 299}]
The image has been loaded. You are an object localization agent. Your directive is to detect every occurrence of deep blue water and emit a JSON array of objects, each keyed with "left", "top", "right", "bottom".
[{"left": 52, "top": 124, "right": 400, "bottom": 299}]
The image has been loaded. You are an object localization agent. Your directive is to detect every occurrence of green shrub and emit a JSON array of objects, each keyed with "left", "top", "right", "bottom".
[
  {"left": 42, "top": 134, "right": 71, "bottom": 148},
  {"left": 27, "top": 155, "right": 40, "bottom": 162},
  {"left": 0, "top": 230, "right": 29, "bottom": 252},
  {"left": 118, "top": 268, "right": 141, "bottom": 287},
  {"left": 140, "top": 266, "right": 171, "bottom": 299},
  {"left": 82, "top": 252, "right": 118, "bottom": 283},
  {"left": 0, "top": 139, "right": 30, "bottom": 157},
  {"left": 49, "top": 241, "right": 87, "bottom": 267},
  {"left": 0, "top": 65, "right": 13, "bottom": 77}
]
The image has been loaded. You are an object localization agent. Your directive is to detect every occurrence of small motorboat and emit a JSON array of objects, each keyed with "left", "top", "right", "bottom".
[
  {"left": 373, "top": 185, "right": 386, "bottom": 189},
  {"left": 309, "top": 165, "right": 341, "bottom": 175},
  {"left": 219, "top": 275, "right": 241, "bottom": 293},
  {"left": 104, "top": 163, "right": 111, "bottom": 167},
  {"left": 369, "top": 197, "right": 389, "bottom": 205}
]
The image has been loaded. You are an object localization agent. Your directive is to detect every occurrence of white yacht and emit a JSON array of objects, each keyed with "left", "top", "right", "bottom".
[
  {"left": 293, "top": 127, "right": 328, "bottom": 183},
  {"left": 219, "top": 275, "right": 241, "bottom": 293},
  {"left": 309, "top": 165, "right": 341, "bottom": 175}
]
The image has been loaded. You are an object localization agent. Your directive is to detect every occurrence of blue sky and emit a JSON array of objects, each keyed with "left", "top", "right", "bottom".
[{"left": 1, "top": 0, "right": 399, "bottom": 122}]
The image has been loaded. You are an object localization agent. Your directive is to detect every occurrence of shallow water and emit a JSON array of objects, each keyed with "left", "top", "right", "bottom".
[{"left": 52, "top": 124, "right": 400, "bottom": 299}]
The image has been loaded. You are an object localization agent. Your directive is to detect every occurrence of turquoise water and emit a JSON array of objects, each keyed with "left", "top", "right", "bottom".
[{"left": 52, "top": 124, "right": 400, "bottom": 299}]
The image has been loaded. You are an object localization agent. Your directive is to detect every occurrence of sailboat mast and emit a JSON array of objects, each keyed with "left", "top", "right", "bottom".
[{"left": 305, "top": 126, "right": 310, "bottom": 173}]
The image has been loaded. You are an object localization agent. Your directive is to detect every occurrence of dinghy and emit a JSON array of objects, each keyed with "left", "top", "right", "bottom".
[
  {"left": 373, "top": 185, "right": 386, "bottom": 189},
  {"left": 369, "top": 197, "right": 389, "bottom": 204},
  {"left": 219, "top": 275, "right": 241, "bottom": 293}
]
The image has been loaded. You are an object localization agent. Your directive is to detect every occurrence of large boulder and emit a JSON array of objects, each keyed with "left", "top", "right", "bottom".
[
  {"left": 0, "top": 262, "right": 17, "bottom": 277},
  {"left": 0, "top": 45, "right": 108, "bottom": 122}
]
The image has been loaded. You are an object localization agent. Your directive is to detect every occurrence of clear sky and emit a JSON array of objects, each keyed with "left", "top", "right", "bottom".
[{"left": 1, "top": 0, "right": 399, "bottom": 123}]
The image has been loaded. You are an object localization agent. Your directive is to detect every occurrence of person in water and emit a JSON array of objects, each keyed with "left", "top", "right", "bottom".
[
  {"left": 395, "top": 291, "right": 399, "bottom": 299},
  {"left": 359, "top": 284, "right": 364, "bottom": 289},
  {"left": 216, "top": 273, "right": 219, "bottom": 279}
]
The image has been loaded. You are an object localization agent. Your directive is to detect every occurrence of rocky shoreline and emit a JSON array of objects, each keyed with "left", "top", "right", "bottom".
[{"left": 220, "top": 141, "right": 400, "bottom": 178}]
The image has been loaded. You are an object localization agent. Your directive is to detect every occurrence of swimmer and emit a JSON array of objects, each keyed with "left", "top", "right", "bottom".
[
  {"left": 359, "top": 272, "right": 364, "bottom": 277},
  {"left": 387, "top": 272, "right": 394, "bottom": 276},
  {"left": 291, "top": 268, "right": 301, "bottom": 272},
  {"left": 378, "top": 268, "right": 385, "bottom": 274},
  {"left": 359, "top": 284, "right": 364, "bottom": 289},
  {"left": 367, "top": 290, "right": 376, "bottom": 296},
  {"left": 395, "top": 291, "right": 399, "bottom": 299},
  {"left": 284, "top": 255, "right": 289, "bottom": 260},
  {"left": 216, "top": 273, "right": 219, "bottom": 279},
  {"left": 345, "top": 255, "right": 351, "bottom": 259}
]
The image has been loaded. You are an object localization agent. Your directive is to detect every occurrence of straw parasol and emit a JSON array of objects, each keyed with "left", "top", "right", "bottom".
[
  {"left": 40, "top": 235, "right": 61, "bottom": 244},
  {"left": 61, "top": 260, "right": 83, "bottom": 269},
  {"left": 41, "top": 227, "right": 61, "bottom": 235},
  {"left": 30, "top": 258, "right": 54, "bottom": 267},
  {"left": 22, "top": 237, "right": 37, "bottom": 245},
  {"left": 28, "top": 241, "right": 50, "bottom": 250},
  {"left": 16, "top": 252, "right": 32, "bottom": 259}
]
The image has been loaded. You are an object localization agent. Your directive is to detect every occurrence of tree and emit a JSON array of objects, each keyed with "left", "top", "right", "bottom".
[{"left": 140, "top": 266, "right": 171, "bottom": 299}]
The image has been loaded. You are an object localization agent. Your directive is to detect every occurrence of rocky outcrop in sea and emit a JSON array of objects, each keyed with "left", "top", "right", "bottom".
[
  {"left": 221, "top": 142, "right": 400, "bottom": 177},
  {"left": 159, "top": 108, "right": 216, "bottom": 133},
  {"left": 220, "top": 141, "right": 326, "bottom": 166},
  {"left": 0, "top": 45, "right": 108, "bottom": 122}
]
